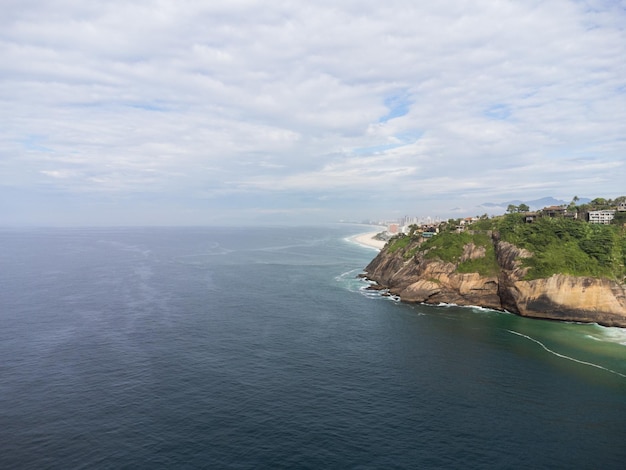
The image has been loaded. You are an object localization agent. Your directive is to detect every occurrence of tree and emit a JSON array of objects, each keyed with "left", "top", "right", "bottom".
[
  {"left": 592, "top": 197, "right": 607, "bottom": 207},
  {"left": 613, "top": 211, "right": 626, "bottom": 226},
  {"left": 518, "top": 203, "right": 530, "bottom": 212},
  {"left": 506, "top": 204, "right": 518, "bottom": 214}
]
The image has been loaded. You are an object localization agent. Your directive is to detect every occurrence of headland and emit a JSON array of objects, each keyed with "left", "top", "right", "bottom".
[{"left": 362, "top": 210, "right": 626, "bottom": 328}]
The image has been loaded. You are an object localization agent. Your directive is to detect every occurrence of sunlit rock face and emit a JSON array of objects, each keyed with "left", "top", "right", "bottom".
[{"left": 364, "top": 237, "right": 626, "bottom": 328}]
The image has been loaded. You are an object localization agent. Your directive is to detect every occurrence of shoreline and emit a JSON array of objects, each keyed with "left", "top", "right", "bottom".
[{"left": 349, "top": 231, "right": 387, "bottom": 251}]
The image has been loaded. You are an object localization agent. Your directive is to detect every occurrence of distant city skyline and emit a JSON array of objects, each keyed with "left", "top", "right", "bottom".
[
  {"left": 2, "top": 1, "right": 625, "bottom": 226},
  {"left": 352, "top": 195, "right": 625, "bottom": 228}
]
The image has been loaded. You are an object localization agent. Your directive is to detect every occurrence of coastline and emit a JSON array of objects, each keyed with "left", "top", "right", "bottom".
[
  {"left": 364, "top": 233, "right": 626, "bottom": 328},
  {"left": 349, "top": 231, "right": 387, "bottom": 251}
]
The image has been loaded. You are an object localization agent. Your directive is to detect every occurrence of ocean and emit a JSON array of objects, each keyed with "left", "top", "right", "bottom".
[{"left": 1, "top": 225, "right": 625, "bottom": 469}]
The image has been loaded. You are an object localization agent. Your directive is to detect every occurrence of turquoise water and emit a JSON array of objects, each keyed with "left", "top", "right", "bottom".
[{"left": 1, "top": 225, "right": 625, "bottom": 468}]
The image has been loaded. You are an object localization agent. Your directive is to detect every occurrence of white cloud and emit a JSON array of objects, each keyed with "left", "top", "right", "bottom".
[{"left": 1, "top": 0, "right": 625, "bottom": 224}]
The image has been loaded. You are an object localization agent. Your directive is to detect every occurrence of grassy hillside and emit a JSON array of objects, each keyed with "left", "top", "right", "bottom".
[
  {"left": 485, "top": 214, "right": 626, "bottom": 281},
  {"left": 385, "top": 214, "right": 626, "bottom": 282},
  {"left": 388, "top": 230, "right": 499, "bottom": 276}
]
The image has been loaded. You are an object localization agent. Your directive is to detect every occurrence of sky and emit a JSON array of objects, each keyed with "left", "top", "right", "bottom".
[{"left": 2, "top": 0, "right": 625, "bottom": 226}]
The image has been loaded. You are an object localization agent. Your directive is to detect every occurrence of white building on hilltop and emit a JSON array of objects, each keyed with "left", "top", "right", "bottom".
[{"left": 588, "top": 210, "right": 616, "bottom": 224}]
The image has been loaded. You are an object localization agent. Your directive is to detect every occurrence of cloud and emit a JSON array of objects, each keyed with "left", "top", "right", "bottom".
[{"left": 1, "top": 0, "right": 625, "bottom": 225}]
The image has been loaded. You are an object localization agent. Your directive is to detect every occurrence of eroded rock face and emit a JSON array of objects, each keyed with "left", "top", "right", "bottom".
[
  {"left": 508, "top": 275, "right": 626, "bottom": 327},
  {"left": 365, "top": 243, "right": 501, "bottom": 309},
  {"left": 397, "top": 260, "right": 501, "bottom": 309},
  {"left": 364, "top": 236, "right": 626, "bottom": 327}
]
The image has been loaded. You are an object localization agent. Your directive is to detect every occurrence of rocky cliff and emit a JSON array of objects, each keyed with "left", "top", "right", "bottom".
[{"left": 364, "top": 235, "right": 626, "bottom": 328}]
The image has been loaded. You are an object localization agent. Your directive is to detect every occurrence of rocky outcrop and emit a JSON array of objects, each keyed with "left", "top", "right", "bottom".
[
  {"left": 501, "top": 275, "right": 626, "bottom": 327},
  {"left": 364, "top": 236, "right": 626, "bottom": 328},
  {"left": 364, "top": 239, "right": 501, "bottom": 308}
]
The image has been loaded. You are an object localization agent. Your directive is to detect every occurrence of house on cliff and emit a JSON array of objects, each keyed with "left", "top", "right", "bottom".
[
  {"left": 588, "top": 210, "right": 616, "bottom": 224},
  {"left": 542, "top": 205, "right": 566, "bottom": 217},
  {"left": 540, "top": 205, "right": 577, "bottom": 220},
  {"left": 524, "top": 212, "right": 539, "bottom": 223}
]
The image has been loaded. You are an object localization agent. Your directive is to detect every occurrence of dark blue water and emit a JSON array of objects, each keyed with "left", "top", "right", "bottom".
[{"left": 1, "top": 226, "right": 625, "bottom": 469}]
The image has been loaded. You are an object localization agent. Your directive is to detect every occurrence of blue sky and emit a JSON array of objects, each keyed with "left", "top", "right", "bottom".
[{"left": 1, "top": 0, "right": 625, "bottom": 225}]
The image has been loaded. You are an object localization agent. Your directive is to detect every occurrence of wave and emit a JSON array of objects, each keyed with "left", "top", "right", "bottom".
[
  {"left": 334, "top": 269, "right": 402, "bottom": 302},
  {"left": 506, "top": 329, "right": 626, "bottom": 379},
  {"left": 584, "top": 324, "right": 626, "bottom": 346},
  {"left": 335, "top": 269, "right": 374, "bottom": 296},
  {"left": 334, "top": 268, "right": 362, "bottom": 281},
  {"left": 430, "top": 302, "right": 503, "bottom": 314},
  {"left": 343, "top": 237, "right": 380, "bottom": 251},
  {"left": 469, "top": 305, "right": 503, "bottom": 313},
  {"left": 343, "top": 233, "right": 385, "bottom": 251}
]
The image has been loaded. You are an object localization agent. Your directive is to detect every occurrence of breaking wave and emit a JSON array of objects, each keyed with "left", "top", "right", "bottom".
[
  {"left": 585, "top": 324, "right": 626, "bottom": 346},
  {"left": 506, "top": 329, "right": 626, "bottom": 379}
]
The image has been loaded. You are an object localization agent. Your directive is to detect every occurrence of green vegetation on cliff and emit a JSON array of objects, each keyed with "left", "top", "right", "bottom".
[
  {"left": 386, "top": 234, "right": 413, "bottom": 254},
  {"left": 421, "top": 231, "right": 499, "bottom": 276},
  {"left": 387, "top": 230, "right": 499, "bottom": 277},
  {"left": 482, "top": 214, "right": 626, "bottom": 281},
  {"left": 385, "top": 213, "right": 626, "bottom": 282},
  {"left": 456, "top": 250, "right": 499, "bottom": 277}
]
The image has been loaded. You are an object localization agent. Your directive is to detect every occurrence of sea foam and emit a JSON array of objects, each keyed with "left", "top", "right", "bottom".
[{"left": 507, "top": 329, "right": 626, "bottom": 378}]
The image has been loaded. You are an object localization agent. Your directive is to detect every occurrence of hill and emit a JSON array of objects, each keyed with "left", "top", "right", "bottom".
[{"left": 363, "top": 214, "right": 626, "bottom": 327}]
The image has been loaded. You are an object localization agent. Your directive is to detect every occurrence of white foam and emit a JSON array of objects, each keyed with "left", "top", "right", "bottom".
[
  {"left": 468, "top": 305, "right": 502, "bottom": 313},
  {"left": 334, "top": 268, "right": 387, "bottom": 298},
  {"left": 432, "top": 302, "right": 500, "bottom": 314},
  {"left": 334, "top": 268, "right": 362, "bottom": 282},
  {"left": 344, "top": 232, "right": 386, "bottom": 251},
  {"left": 587, "top": 324, "right": 626, "bottom": 346},
  {"left": 506, "top": 329, "right": 626, "bottom": 379}
]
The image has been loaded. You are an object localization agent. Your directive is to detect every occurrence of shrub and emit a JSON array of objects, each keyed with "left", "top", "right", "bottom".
[
  {"left": 418, "top": 231, "right": 498, "bottom": 276},
  {"left": 493, "top": 214, "right": 625, "bottom": 280},
  {"left": 386, "top": 235, "right": 411, "bottom": 253}
]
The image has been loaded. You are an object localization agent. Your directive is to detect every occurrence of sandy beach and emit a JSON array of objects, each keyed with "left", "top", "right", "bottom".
[{"left": 350, "top": 231, "right": 387, "bottom": 251}]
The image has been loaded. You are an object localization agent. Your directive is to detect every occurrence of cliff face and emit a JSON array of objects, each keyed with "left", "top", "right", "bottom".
[{"left": 365, "top": 236, "right": 626, "bottom": 328}]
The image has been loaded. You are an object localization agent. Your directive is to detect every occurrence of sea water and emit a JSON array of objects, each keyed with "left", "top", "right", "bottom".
[{"left": 1, "top": 225, "right": 625, "bottom": 469}]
